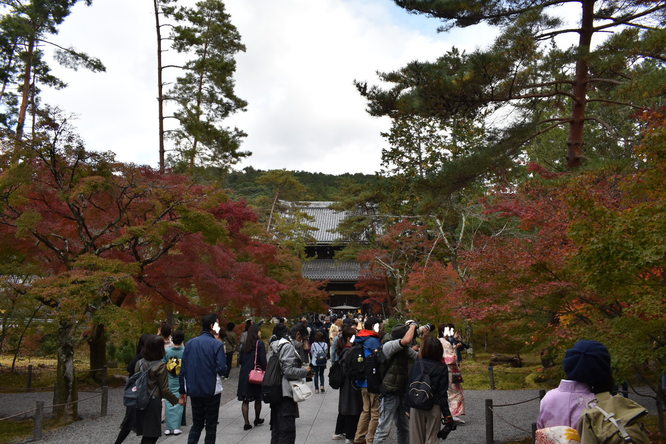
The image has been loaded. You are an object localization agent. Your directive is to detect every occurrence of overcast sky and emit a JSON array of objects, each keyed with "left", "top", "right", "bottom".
[{"left": 41, "top": 0, "right": 496, "bottom": 174}]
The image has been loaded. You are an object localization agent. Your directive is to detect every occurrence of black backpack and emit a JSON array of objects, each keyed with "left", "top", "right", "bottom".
[
  {"left": 408, "top": 360, "right": 434, "bottom": 410},
  {"left": 261, "top": 343, "right": 287, "bottom": 404},
  {"left": 344, "top": 342, "right": 366, "bottom": 381},
  {"left": 328, "top": 348, "right": 350, "bottom": 390},
  {"left": 123, "top": 360, "right": 157, "bottom": 410},
  {"left": 365, "top": 346, "right": 387, "bottom": 394}
]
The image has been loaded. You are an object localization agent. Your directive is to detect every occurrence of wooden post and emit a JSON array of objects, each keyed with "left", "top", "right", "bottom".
[
  {"left": 532, "top": 422, "right": 537, "bottom": 443},
  {"left": 488, "top": 365, "right": 496, "bottom": 390},
  {"left": 33, "top": 400, "right": 44, "bottom": 440},
  {"left": 485, "top": 398, "right": 493, "bottom": 444},
  {"left": 101, "top": 385, "right": 108, "bottom": 417},
  {"left": 539, "top": 389, "right": 546, "bottom": 399},
  {"left": 27, "top": 364, "right": 33, "bottom": 391},
  {"left": 101, "top": 366, "right": 108, "bottom": 386}
]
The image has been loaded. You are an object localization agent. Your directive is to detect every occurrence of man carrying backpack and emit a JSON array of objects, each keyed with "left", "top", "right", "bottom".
[
  {"left": 350, "top": 317, "right": 383, "bottom": 444},
  {"left": 179, "top": 314, "right": 227, "bottom": 444},
  {"left": 373, "top": 322, "right": 420, "bottom": 444}
]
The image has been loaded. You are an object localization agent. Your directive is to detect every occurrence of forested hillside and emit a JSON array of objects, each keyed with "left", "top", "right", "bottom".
[{"left": 222, "top": 167, "right": 380, "bottom": 201}]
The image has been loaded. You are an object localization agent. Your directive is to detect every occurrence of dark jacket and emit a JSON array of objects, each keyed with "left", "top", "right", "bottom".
[
  {"left": 408, "top": 358, "right": 451, "bottom": 415},
  {"left": 381, "top": 338, "right": 417, "bottom": 394},
  {"left": 134, "top": 359, "right": 180, "bottom": 406},
  {"left": 179, "top": 331, "right": 226, "bottom": 397},
  {"left": 353, "top": 329, "right": 382, "bottom": 389},
  {"left": 338, "top": 347, "right": 363, "bottom": 416},
  {"left": 236, "top": 340, "right": 267, "bottom": 400}
]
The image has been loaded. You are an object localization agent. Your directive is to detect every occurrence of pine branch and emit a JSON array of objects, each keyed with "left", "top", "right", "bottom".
[{"left": 587, "top": 98, "right": 647, "bottom": 109}]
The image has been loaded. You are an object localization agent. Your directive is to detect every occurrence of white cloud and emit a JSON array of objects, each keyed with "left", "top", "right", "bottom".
[{"left": 39, "top": 0, "right": 494, "bottom": 174}]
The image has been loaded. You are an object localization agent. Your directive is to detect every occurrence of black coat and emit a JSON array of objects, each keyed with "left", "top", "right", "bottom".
[
  {"left": 338, "top": 348, "right": 362, "bottom": 416},
  {"left": 236, "top": 340, "right": 267, "bottom": 401}
]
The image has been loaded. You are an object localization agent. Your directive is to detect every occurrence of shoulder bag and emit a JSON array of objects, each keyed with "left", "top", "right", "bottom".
[{"left": 248, "top": 341, "right": 265, "bottom": 385}]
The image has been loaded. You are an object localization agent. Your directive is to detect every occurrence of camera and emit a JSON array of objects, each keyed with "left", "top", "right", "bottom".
[
  {"left": 437, "top": 421, "right": 456, "bottom": 440},
  {"left": 409, "top": 321, "right": 435, "bottom": 337}
]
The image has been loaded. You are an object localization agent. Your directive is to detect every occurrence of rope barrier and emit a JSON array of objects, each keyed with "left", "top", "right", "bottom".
[
  {"left": 0, "top": 391, "right": 103, "bottom": 422},
  {"left": 492, "top": 395, "right": 542, "bottom": 407},
  {"left": 488, "top": 406, "right": 533, "bottom": 434},
  {"left": 0, "top": 386, "right": 54, "bottom": 393}
]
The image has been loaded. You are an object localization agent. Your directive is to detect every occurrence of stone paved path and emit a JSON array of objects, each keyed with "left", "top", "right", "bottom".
[{"left": 1, "top": 369, "right": 658, "bottom": 444}]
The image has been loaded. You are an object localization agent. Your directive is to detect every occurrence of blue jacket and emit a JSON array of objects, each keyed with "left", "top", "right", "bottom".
[
  {"left": 354, "top": 330, "right": 382, "bottom": 389},
  {"left": 179, "top": 331, "right": 226, "bottom": 397}
]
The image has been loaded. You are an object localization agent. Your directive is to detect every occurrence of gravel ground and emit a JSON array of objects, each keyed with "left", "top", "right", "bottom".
[
  {"left": 0, "top": 366, "right": 241, "bottom": 444},
  {"left": 1, "top": 371, "right": 659, "bottom": 444}
]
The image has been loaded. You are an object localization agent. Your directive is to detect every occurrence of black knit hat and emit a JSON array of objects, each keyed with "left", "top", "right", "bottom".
[{"left": 563, "top": 340, "right": 611, "bottom": 386}]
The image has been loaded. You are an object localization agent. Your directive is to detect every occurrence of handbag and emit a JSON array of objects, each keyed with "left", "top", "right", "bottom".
[
  {"left": 248, "top": 341, "right": 265, "bottom": 385},
  {"left": 291, "top": 381, "right": 313, "bottom": 402}
]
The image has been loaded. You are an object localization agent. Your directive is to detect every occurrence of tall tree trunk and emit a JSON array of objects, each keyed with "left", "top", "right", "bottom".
[
  {"left": 0, "top": 297, "right": 17, "bottom": 354},
  {"left": 567, "top": 0, "right": 595, "bottom": 169},
  {"left": 266, "top": 189, "right": 282, "bottom": 231},
  {"left": 189, "top": 40, "right": 210, "bottom": 169},
  {"left": 30, "top": 65, "right": 37, "bottom": 138},
  {"left": 154, "top": 0, "right": 166, "bottom": 173},
  {"left": 53, "top": 320, "right": 78, "bottom": 420},
  {"left": 15, "top": 36, "right": 35, "bottom": 142},
  {"left": 88, "top": 323, "right": 106, "bottom": 383}
]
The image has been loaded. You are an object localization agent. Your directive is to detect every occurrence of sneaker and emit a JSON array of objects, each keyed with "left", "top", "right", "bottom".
[
  {"left": 314, "top": 388, "right": 320, "bottom": 393},
  {"left": 332, "top": 434, "right": 345, "bottom": 440},
  {"left": 453, "top": 416, "right": 466, "bottom": 424},
  {"left": 164, "top": 430, "right": 172, "bottom": 436},
  {"left": 345, "top": 440, "right": 354, "bottom": 444},
  {"left": 320, "top": 387, "right": 325, "bottom": 393},
  {"left": 173, "top": 429, "right": 182, "bottom": 435}
]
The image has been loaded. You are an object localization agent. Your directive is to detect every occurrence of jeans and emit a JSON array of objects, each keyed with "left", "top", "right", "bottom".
[
  {"left": 313, "top": 365, "right": 325, "bottom": 390},
  {"left": 373, "top": 393, "right": 409, "bottom": 444},
  {"left": 188, "top": 394, "right": 221, "bottom": 444},
  {"left": 224, "top": 352, "right": 234, "bottom": 378}
]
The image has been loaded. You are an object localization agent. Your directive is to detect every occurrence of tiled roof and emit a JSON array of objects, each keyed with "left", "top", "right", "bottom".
[
  {"left": 302, "top": 259, "right": 360, "bottom": 281},
  {"left": 301, "top": 204, "right": 349, "bottom": 243},
  {"left": 283, "top": 201, "right": 349, "bottom": 243}
]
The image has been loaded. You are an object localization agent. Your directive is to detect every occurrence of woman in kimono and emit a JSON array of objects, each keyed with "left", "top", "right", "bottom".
[{"left": 439, "top": 323, "right": 465, "bottom": 423}]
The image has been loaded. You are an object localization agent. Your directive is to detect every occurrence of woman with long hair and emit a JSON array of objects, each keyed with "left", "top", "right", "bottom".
[
  {"left": 408, "top": 335, "right": 453, "bottom": 444},
  {"left": 114, "top": 333, "right": 153, "bottom": 444},
  {"left": 236, "top": 324, "right": 267, "bottom": 430},
  {"left": 133, "top": 335, "right": 181, "bottom": 444},
  {"left": 332, "top": 327, "right": 362, "bottom": 442}
]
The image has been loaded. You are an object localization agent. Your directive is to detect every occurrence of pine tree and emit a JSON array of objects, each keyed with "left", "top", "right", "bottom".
[
  {"left": 0, "top": 0, "right": 104, "bottom": 141},
  {"left": 158, "top": 0, "right": 247, "bottom": 172},
  {"left": 359, "top": 0, "right": 666, "bottom": 173}
]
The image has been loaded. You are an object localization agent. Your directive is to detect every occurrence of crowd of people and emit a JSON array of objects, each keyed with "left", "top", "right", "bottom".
[{"left": 111, "top": 313, "right": 651, "bottom": 444}]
